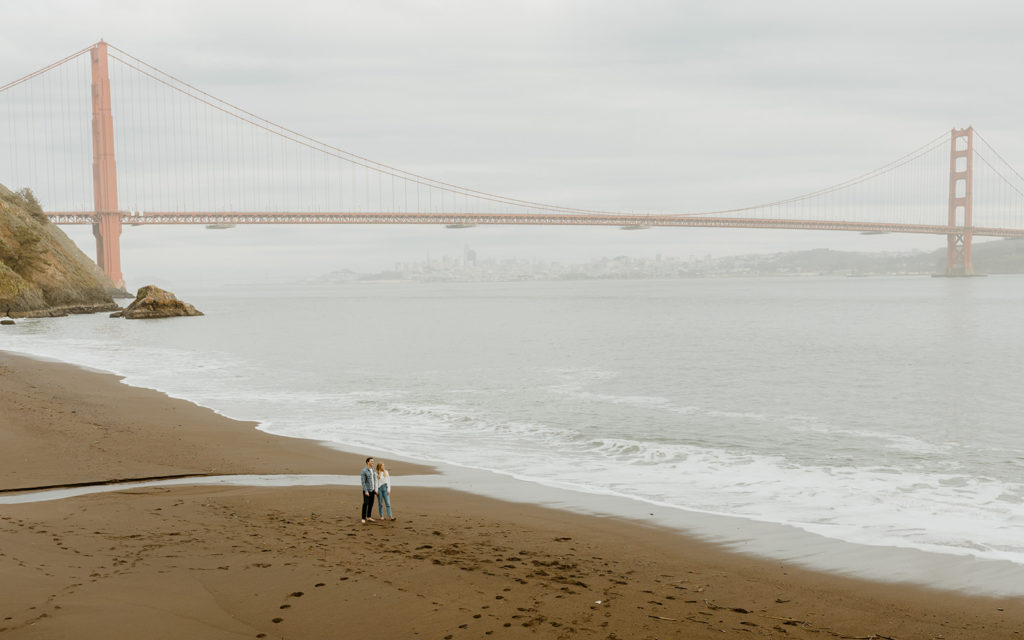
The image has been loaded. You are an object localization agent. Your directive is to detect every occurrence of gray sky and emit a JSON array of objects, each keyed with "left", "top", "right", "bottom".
[{"left": 3, "top": 0, "right": 1024, "bottom": 286}]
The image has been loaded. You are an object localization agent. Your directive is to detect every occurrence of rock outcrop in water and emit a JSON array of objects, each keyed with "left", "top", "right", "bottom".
[
  {"left": 0, "top": 185, "right": 122, "bottom": 318},
  {"left": 111, "top": 285, "right": 203, "bottom": 319}
]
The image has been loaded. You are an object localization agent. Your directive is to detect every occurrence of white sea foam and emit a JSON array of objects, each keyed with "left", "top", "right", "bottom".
[
  {"left": 265, "top": 387, "right": 1024, "bottom": 565},
  {"left": 3, "top": 280, "right": 1023, "bottom": 574}
]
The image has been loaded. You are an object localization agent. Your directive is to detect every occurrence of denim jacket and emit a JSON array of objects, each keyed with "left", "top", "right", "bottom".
[{"left": 360, "top": 466, "right": 375, "bottom": 493}]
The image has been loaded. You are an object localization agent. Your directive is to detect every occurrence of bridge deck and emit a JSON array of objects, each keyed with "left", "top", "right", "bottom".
[{"left": 44, "top": 212, "right": 1024, "bottom": 238}]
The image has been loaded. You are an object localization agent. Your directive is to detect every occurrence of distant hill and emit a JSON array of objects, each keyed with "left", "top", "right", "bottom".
[
  {"left": 751, "top": 239, "right": 1024, "bottom": 275},
  {"left": 0, "top": 185, "right": 121, "bottom": 317},
  {"left": 966, "top": 238, "right": 1024, "bottom": 273}
]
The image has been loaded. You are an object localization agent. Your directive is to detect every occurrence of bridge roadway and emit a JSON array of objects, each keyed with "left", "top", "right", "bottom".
[{"left": 44, "top": 211, "right": 1024, "bottom": 238}]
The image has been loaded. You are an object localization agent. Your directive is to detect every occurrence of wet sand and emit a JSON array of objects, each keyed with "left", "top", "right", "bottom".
[{"left": 0, "top": 350, "right": 1021, "bottom": 639}]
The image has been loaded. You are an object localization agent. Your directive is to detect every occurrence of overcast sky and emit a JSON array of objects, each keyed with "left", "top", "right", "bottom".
[{"left": 3, "top": 0, "right": 1024, "bottom": 286}]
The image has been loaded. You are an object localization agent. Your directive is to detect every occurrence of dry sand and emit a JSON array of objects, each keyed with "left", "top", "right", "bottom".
[{"left": 0, "top": 351, "right": 1021, "bottom": 639}]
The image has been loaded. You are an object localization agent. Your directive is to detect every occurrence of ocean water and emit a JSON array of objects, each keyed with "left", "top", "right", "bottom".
[{"left": 3, "top": 276, "right": 1024, "bottom": 574}]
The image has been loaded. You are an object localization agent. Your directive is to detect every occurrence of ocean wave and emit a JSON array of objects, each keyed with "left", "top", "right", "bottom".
[{"left": 4, "top": 321, "right": 1023, "bottom": 567}]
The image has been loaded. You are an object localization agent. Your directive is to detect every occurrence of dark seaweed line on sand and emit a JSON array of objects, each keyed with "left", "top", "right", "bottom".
[{"left": 0, "top": 473, "right": 213, "bottom": 494}]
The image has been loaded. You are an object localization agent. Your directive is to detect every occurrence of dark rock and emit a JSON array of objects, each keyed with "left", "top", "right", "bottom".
[
  {"left": 116, "top": 285, "right": 203, "bottom": 319},
  {"left": 0, "top": 319, "right": 14, "bottom": 325},
  {"left": 66, "top": 303, "right": 121, "bottom": 314},
  {"left": 9, "top": 302, "right": 121, "bottom": 318}
]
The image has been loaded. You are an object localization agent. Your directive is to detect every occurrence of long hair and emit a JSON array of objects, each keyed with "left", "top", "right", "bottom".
[{"left": 375, "top": 461, "right": 386, "bottom": 478}]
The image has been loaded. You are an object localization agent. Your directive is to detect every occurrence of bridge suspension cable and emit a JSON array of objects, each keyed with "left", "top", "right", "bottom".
[
  {"left": 700, "top": 132, "right": 950, "bottom": 216},
  {"left": 3, "top": 41, "right": 1024, "bottom": 238},
  {"left": 106, "top": 44, "right": 627, "bottom": 217},
  {"left": 971, "top": 131, "right": 1024, "bottom": 231},
  {"left": 99, "top": 43, "right": 962, "bottom": 222},
  {"left": 1, "top": 47, "right": 93, "bottom": 211},
  {"left": 96, "top": 44, "right": 966, "bottom": 222},
  {"left": 0, "top": 45, "right": 91, "bottom": 93}
]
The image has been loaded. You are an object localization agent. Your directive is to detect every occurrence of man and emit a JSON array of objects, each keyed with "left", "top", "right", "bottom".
[{"left": 360, "top": 457, "right": 377, "bottom": 523}]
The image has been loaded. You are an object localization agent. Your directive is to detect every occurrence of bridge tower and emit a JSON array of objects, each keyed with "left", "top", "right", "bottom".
[
  {"left": 945, "top": 127, "right": 974, "bottom": 276},
  {"left": 89, "top": 40, "right": 124, "bottom": 289}
]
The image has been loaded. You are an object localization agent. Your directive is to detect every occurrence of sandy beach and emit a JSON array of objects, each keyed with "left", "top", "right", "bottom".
[{"left": 0, "top": 350, "right": 1021, "bottom": 639}]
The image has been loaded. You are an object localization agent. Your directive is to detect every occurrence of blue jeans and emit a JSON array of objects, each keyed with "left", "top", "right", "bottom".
[{"left": 377, "top": 485, "right": 392, "bottom": 518}]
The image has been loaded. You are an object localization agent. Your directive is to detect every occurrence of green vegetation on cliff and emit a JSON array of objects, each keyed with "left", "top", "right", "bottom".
[{"left": 0, "top": 185, "right": 120, "bottom": 317}]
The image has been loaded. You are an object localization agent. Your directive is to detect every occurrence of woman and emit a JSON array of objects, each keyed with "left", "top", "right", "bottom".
[{"left": 375, "top": 461, "right": 395, "bottom": 520}]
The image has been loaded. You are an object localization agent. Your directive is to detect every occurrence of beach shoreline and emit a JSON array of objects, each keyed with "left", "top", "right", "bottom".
[{"left": 1, "top": 350, "right": 1021, "bottom": 639}]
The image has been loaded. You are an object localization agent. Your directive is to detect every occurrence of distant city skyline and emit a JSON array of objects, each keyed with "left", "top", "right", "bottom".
[{"left": 316, "top": 240, "right": 983, "bottom": 284}]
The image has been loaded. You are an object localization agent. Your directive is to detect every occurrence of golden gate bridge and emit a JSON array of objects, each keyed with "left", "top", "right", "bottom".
[{"left": 4, "top": 40, "right": 1024, "bottom": 288}]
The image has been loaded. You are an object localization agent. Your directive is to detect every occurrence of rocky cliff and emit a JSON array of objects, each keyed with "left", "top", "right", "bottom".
[{"left": 0, "top": 185, "right": 121, "bottom": 317}]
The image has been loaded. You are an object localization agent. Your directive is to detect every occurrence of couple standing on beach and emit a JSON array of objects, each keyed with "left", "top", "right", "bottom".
[{"left": 360, "top": 457, "right": 395, "bottom": 523}]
